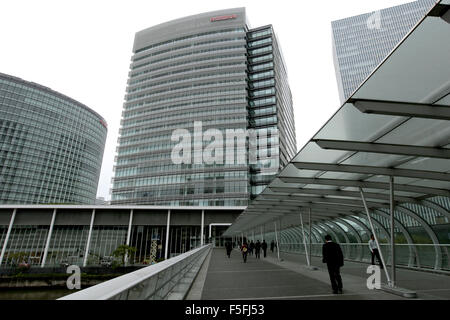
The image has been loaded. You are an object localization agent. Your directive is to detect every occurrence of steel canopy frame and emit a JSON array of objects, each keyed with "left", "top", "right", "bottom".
[{"left": 223, "top": 2, "right": 450, "bottom": 283}]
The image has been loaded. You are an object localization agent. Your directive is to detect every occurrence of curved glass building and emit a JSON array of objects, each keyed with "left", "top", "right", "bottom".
[
  {"left": 0, "top": 73, "right": 107, "bottom": 204},
  {"left": 112, "top": 8, "right": 297, "bottom": 206}
]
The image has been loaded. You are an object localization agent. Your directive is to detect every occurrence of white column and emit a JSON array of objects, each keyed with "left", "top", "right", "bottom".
[
  {"left": 41, "top": 209, "right": 57, "bottom": 267},
  {"left": 390, "top": 176, "right": 396, "bottom": 287},
  {"left": 124, "top": 209, "right": 134, "bottom": 266},
  {"left": 308, "top": 208, "right": 312, "bottom": 264},
  {"left": 252, "top": 230, "right": 255, "bottom": 241},
  {"left": 164, "top": 210, "right": 171, "bottom": 259},
  {"left": 274, "top": 221, "right": 280, "bottom": 261},
  {"left": 360, "top": 187, "right": 391, "bottom": 284},
  {"left": 201, "top": 210, "right": 205, "bottom": 246},
  {"left": 83, "top": 209, "right": 96, "bottom": 267},
  {"left": 299, "top": 210, "right": 310, "bottom": 266},
  {"left": 0, "top": 209, "right": 17, "bottom": 266},
  {"left": 260, "top": 226, "right": 263, "bottom": 241}
]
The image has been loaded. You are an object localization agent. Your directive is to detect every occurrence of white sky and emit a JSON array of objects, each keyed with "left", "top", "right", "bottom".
[{"left": 0, "top": 0, "right": 411, "bottom": 200}]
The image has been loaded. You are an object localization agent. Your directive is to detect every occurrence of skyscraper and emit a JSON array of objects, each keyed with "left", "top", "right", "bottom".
[
  {"left": 0, "top": 73, "right": 107, "bottom": 204},
  {"left": 331, "top": 0, "right": 436, "bottom": 103},
  {"left": 111, "top": 8, "right": 296, "bottom": 206}
]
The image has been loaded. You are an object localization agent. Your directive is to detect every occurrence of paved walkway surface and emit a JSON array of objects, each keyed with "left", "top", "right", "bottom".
[{"left": 193, "top": 248, "right": 436, "bottom": 300}]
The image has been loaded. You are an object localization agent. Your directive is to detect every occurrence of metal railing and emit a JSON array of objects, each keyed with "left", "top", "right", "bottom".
[
  {"left": 279, "top": 243, "right": 450, "bottom": 272},
  {"left": 59, "top": 244, "right": 211, "bottom": 300}
]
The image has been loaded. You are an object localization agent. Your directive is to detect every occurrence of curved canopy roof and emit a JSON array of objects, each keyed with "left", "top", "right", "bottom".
[{"left": 224, "top": 0, "right": 450, "bottom": 236}]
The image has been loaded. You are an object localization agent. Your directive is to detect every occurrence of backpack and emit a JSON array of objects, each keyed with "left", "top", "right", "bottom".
[{"left": 242, "top": 247, "right": 248, "bottom": 253}]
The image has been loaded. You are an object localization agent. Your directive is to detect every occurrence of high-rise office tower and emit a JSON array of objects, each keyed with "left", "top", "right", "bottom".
[
  {"left": 0, "top": 73, "right": 107, "bottom": 204},
  {"left": 331, "top": 0, "right": 436, "bottom": 103},
  {"left": 111, "top": 8, "right": 296, "bottom": 206}
]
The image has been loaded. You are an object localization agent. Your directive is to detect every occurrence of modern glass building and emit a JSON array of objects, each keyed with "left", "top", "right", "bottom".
[
  {"left": 331, "top": 0, "right": 436, "bottom": 103},
  {"left": 0, "top": 73, "right": 107, "bottom": 204},
  {"left": 111, "top": 8, "right": 296, "bottom": 206}
]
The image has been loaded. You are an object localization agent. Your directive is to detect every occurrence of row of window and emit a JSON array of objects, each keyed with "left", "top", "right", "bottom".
[
  {"left": 125, "top": 87, "right": 246, "bottom": 112},
  {"left": 130, "top": 45, "right": 245, "bottom": 79},
  {"left": 132, "top": 37, "right": 246, "bottom": 70},
  {"left": 134, "top": 28, "right": 245, "bottom": 55},
  {"left": 114, "top": 170, "right": 248, "bottom": 188},
  {"left": 123, "top": 97, "right": 246, "bottom": 121},
  {"left": 126, "top": 77, "right": 245, "bottom": 103},
  {"left": 127, "top": 55, "right": 246, "bottom": 89},
  {"left": 120, "top": 115, "right": 247, "bottom": 139},
  {"left": 122, "top": 102, "right": 245, "bottom": 129}
]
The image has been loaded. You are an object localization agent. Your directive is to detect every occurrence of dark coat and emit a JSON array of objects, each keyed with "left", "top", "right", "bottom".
[{"left": 322, "top": 241, "right": 344, "bottom": 267}]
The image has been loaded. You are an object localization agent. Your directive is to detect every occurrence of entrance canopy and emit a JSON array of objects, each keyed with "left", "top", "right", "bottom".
[{"left": 224, "top": 1, "right": 450, "bottom": 236}]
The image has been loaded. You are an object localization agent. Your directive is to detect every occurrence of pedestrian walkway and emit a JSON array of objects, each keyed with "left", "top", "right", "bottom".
[{"left": 193, "top": 248, "right": 417, "bottom": 300}]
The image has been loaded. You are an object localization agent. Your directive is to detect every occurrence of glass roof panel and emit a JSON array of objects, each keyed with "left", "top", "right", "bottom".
[
  {"left": 313, "top": 104, "right": 406, "bottom": 141},
  {"left": 341, "top": 152, "right": 410, "bottom": 167},
  {"left": 292, "top": 142, "right": 349, "bottom": 163},
  {"left": 353, "top": 17, "right": 450, "bottom": 104},
  {"left": 375, "top": 118, "right": 450, "bottom": 146},
  {"left": 277, "top": 164, "right": 320, "bottom": 178},
  {"left": 396, "top": 157, "right": 450, "bottom": 172}
]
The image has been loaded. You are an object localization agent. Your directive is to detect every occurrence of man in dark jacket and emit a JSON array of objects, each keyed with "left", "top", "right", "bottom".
[
  {"left": 255, "top": 240, "right": 261, "bottom": 259},
  {"left": 322, "top": 235, "right": 344, "bottom": 294},
  {"left": 261, "top": 240, "right": 268, "bottom": 258}
]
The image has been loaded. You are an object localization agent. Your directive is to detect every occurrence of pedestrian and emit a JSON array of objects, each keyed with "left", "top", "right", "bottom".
[
  {"left": 241, "top": 241, "right": 249, "bottom": 263},
  {"left": 225, "top": 240, "right": 232, "bottom": 259},
  {"left": 322, "top": 234, "right": 344, "bottom": 294},
  {"left": 270, "top": 240, "right": 275, "bottom": 253},
  {"left": 261, "top": 240, "right": 268, "bottom": 258},
  {"left": 249, "top": 240, "right": 255, "bottom": 256},
  {"left": 255, "top": 240, "right": 261, "bottom": 259},
  {"left": 369, "top": 234, "right": 383, "bottom": 269}
]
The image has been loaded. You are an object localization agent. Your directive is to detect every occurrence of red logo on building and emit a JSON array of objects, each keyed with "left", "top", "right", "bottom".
[
  {"left": 100, "top": 119, "right": 108, "bottom": 129},
  {"left": 210, "top": 14, "right": 237, "bottom": 22}
]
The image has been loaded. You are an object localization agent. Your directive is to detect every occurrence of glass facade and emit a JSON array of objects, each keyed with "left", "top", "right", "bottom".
[
  {"left": 247, "top": 26, "right": 297, "bottom": 198},
  {"left": 0, "top": 73, "right": 107, "bottom": 204},
  {"left": 331, "top": 0, "right": 436, "bottom": 103},
  {"left": 111, "top": 8, "right": 297, "bottom": 206}
]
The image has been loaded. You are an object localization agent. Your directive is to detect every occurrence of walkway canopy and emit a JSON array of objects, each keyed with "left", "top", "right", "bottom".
[{"left": 224, "top": 1, "right": 450, "bottom": 248}]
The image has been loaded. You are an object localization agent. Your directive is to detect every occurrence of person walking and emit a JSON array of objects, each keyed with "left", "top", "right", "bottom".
[
  {"left": 225, "top": 240, "right": 232, "bottom": 259},
  {"left": 261, "top": 240, "right": 268, "bottom": 258},
  {"left": 249, "top": 241, "right": 255, "bottom": 256},
  {"left": 241, "top": 242, "right": 249, "bottom": 263},
  {"left": 255, "top": 240, "right": 261, "bottom": 259},
  {"left": 270, "top": 240, "right": 275, "bottom": 253},
  {"left": 369, "top": 234, "right": 383, "bottom": 269},
  {"left": 322, "top": 235, "right": 344, "bottom": 294}
]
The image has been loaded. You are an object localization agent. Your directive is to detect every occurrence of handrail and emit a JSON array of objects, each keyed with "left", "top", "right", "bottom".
[{"left": 59, "top": 244, "right": 211, "bottom": 300}]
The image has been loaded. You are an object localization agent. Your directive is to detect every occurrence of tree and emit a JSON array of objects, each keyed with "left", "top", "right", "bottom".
[{"left": 112, "top": 245, "right": 137, "bottom": 266}]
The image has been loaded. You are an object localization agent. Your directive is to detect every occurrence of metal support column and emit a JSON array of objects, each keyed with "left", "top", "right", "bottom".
[
  {"left": 390, "top": 176, "right": 396, "bottom": 287},
  {"left": 274, "top": 220, "right": 281, "bottom": 261},
  {"left": 300, "top": 210, "right": 310, "bottom": 266},
  {"left": 360, "top": 187, "right": 391, "bottom": 285},
  {"left": 201, "top": 210, "right": 205, "bottom": 246},
  {"left": 260, "top": 226, "right": 263, "bottom": 241},
  {"left": 165, "top": 210, "right": 171, "bottom": 260},
  {"left": 0, "top": 208, "right": 17, "bottom": 266},
  {"left": 83, "top": 209, "right": 96, "bottom": 267},
  {"left": 41, "top": 209, "right": 57, "bottom": 267},
  {"left": 308, "top": 208, "right": 312, "bottom": 263},
  {"left": 124, "top": 209, "right": 133, "bottom": 266}
]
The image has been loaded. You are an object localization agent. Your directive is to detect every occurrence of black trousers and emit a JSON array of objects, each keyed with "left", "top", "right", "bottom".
[
  {"left": 371, "top": 249, "right": 383, "bottom": 268},
  {"left": 327, "top": 264, "right": 343, "bottom": 292},
  {"left": 255, "top": 250, "right": 260, "bottom": 259},
  {"left": 263, "top": 249, "right": 267, "bottom": 257},
  {"left": 242, "top": 252, "right": 248, "bottom": 263}
]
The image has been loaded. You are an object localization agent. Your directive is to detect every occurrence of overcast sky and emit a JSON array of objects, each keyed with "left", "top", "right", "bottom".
[{"left": 0, "top": 0, "right": 411, "bottom": 200}]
